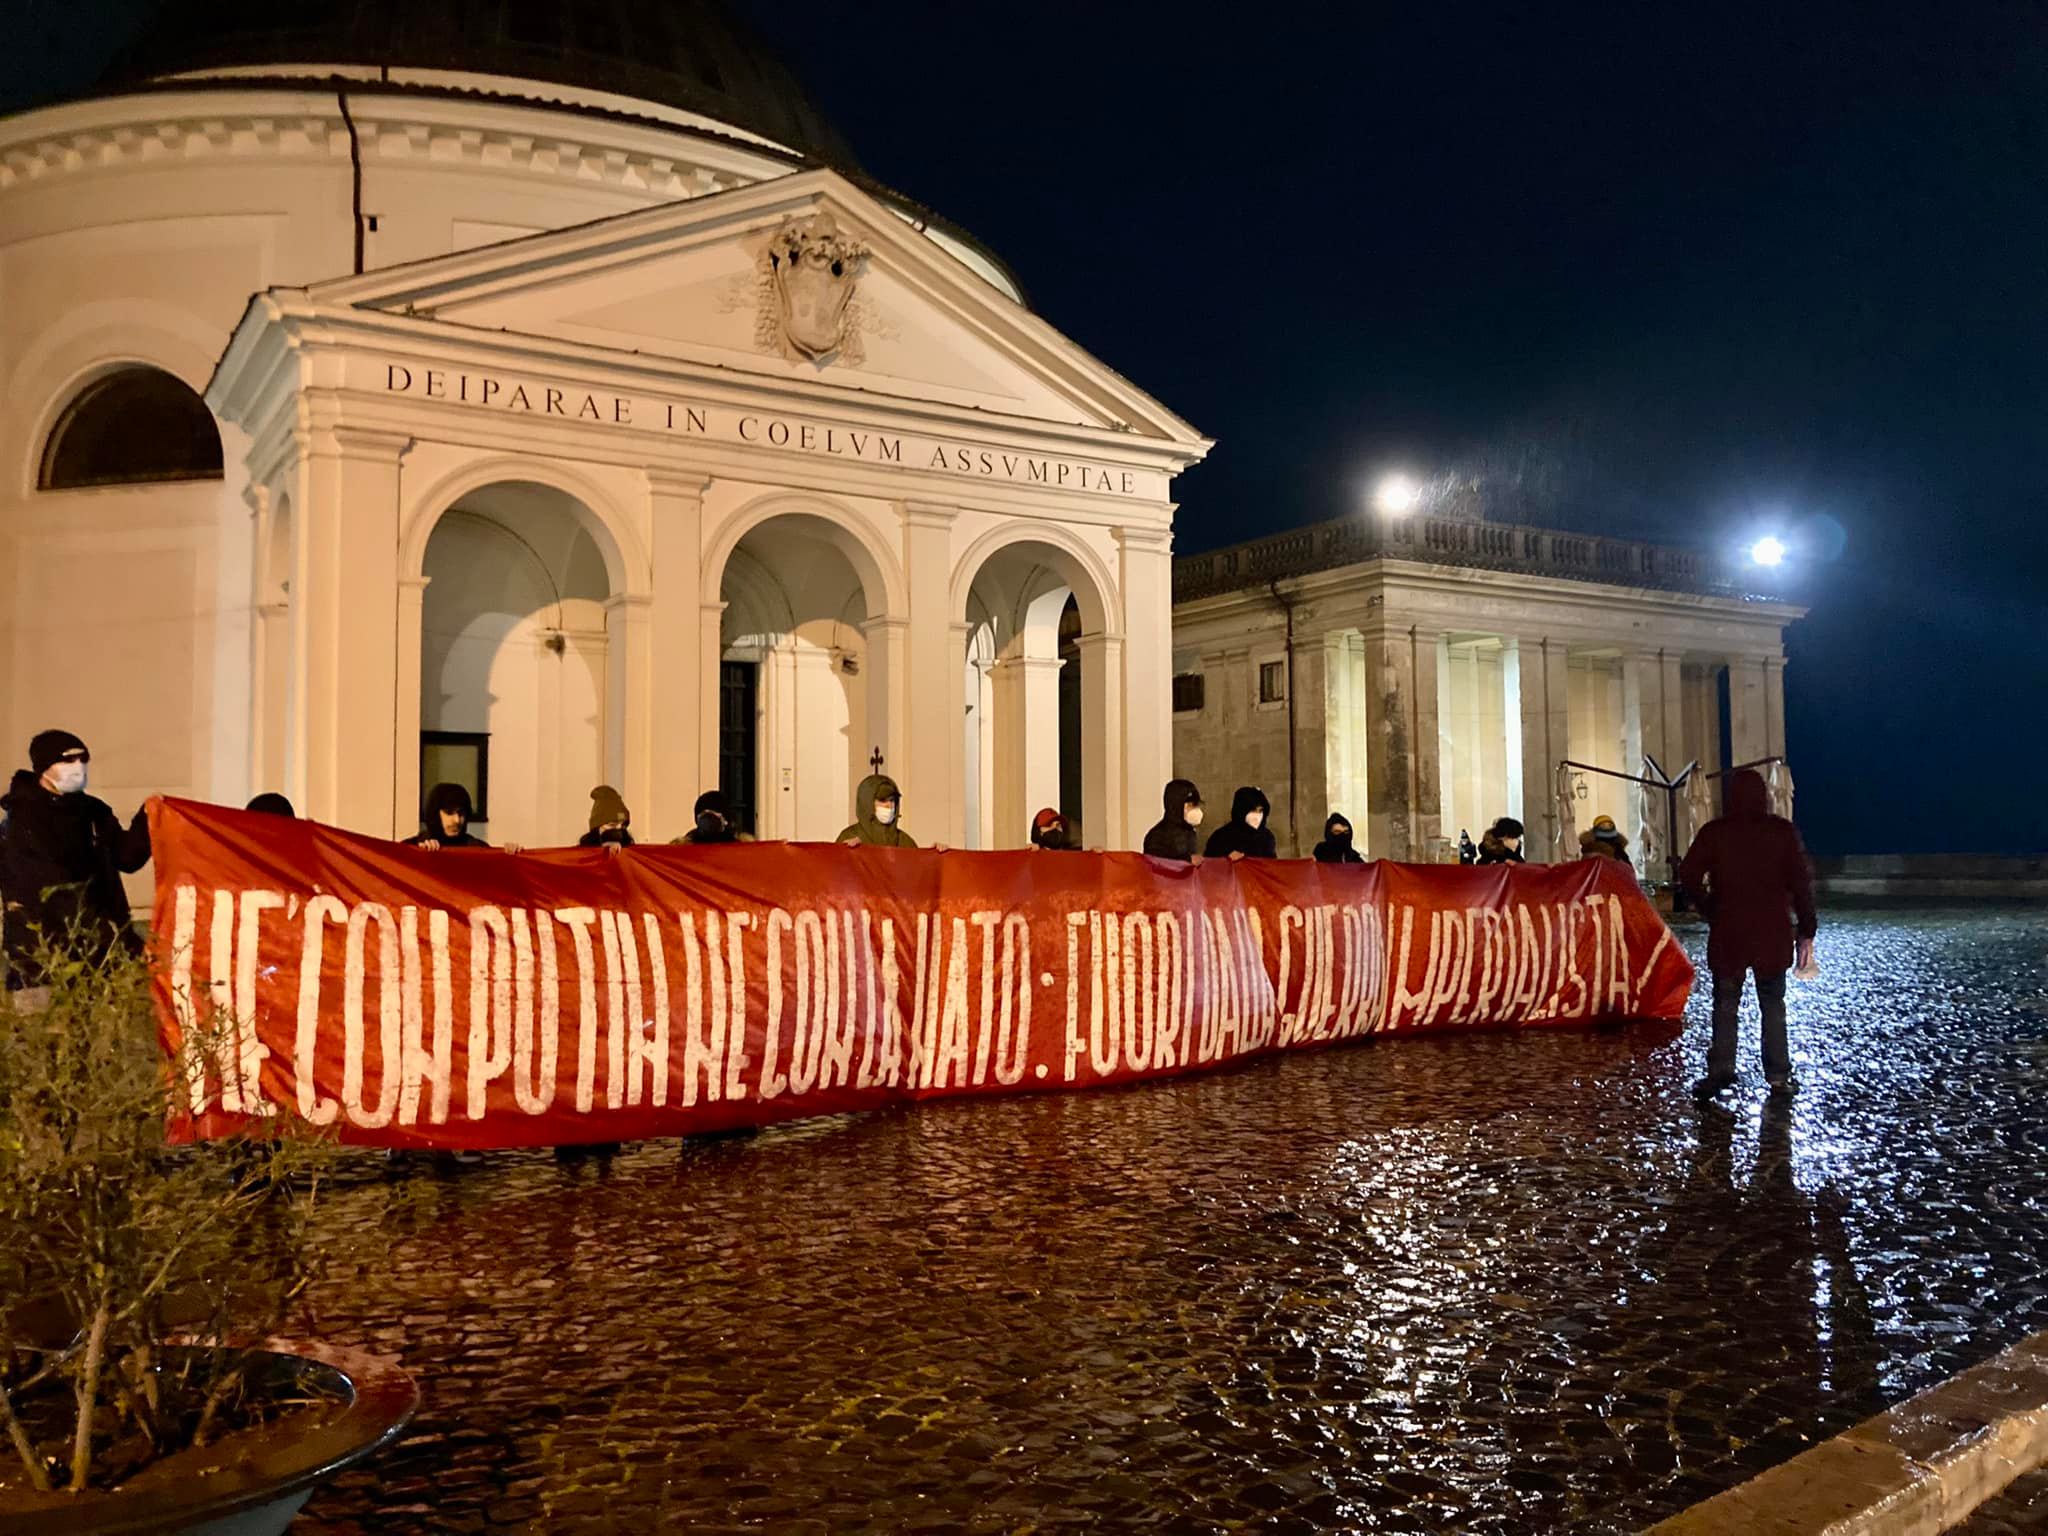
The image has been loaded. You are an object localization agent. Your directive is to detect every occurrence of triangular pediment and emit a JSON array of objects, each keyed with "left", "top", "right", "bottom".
[{"left": 307, "top": 171, "right": 1206, "bottom": 446}]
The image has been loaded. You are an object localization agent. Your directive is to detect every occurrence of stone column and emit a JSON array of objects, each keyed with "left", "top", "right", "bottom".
[
  {"left": 1076, "top": 632, "right": 1126, "bottom": 848},
  {"left": 247, "top": 482, "right": 291, "bottom": 801},
  {"left": 1323, "top": 633, "right": 1361, "bottom": 824},
  {"left": 604, "top": 592, "right": 653, "bottom": 822},
  {"left": 1682, "top": 664, "right": 1724, "bottom": 788},
  {"left": 861, "top": 614, "right": 911, "bottom": 788},
  {"left": 1361, "top": 621, "right": 1444, "bottom": 861},
  {"left": 898, "top": 505, "right": 957, "bottom": 839},
  {"left": 1653, "top": 651, "right": 1687, "bottom": 774},
  {"left": 1621, "top": 651, "right": 1646, "bottom": 859},
  {"left": 1764, "top": 656, "right": 1788, "bottom": 759},
  {"left": 1513, "top": 635, "right": 1573, "bottom": 861},
  {"left": 1284, "top": 631, "right": 1329, "bottom": 857},
  {"left": 391, "top": 575, "right": 430, "bottom": 837},
  {"left": 944, "top": 620, "right": 972, "bottom": 848},
  {"left": 647, "top": 470, "right": 710, "bottom": 837},
  {"left": 991, "top": 654, "right": 1063, "bottom": 849},
  {"left": 758, "top": 639, "right": 798, "bottom": 840},
  {"left": 1727, "top": 655, "right": 1770, "bottom": 767},
  {"left": 292, "top": 424, "right": 408, "bottom": 835},
  {"left": 1116, "top": 525, "right": 1173, "bottom": 850},
  {"left": 699, "top": 601, "right": 726, "bottom": 794}
]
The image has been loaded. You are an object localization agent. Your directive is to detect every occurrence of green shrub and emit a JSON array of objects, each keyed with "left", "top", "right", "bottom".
[{"left": 0, "top": 928, "right": 341, "bottom": 1495}]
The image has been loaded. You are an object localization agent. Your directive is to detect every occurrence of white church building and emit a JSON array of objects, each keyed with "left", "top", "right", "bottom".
[{"left": 0, "top": 1, "right": 1209, "bottom": 855}]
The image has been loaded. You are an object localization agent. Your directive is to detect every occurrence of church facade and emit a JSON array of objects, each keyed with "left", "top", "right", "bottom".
[{"left": 0, "top": 8, "right": 1209, "bottom": 857}]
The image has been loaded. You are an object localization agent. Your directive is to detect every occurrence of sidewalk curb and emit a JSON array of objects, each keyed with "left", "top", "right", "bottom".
[{"left": 1644, "top": 1331, "right": 2048, "bottom": 1535}]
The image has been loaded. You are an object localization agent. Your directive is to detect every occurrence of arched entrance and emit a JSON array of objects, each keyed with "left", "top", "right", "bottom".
[
  {"left": 715, "top": 511, "right": 889, "bottom": 840},
  {"left": 955, "top": 536, "right": 1116, "bottom": 849},
  {"left": 416, "top": 481, "right": 617, "bottom": 847}
]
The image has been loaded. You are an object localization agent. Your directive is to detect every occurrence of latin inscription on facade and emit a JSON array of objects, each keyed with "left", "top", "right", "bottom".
[{"left": 379, "top": 363, "right": 1142, "bottom": 496}]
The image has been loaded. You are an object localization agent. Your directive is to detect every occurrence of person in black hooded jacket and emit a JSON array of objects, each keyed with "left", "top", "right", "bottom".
[
  {"left": 407, "top": 782, "right": 490, "bottom": 849},
  {"left": 1141, "top": 779, "right": 1205, "bottom": 863},
  {"left": 1, "top": 729, "right": 152, "bottom": 990},
  {"left": 678, "top": 789, "right": 744, "bottom": 845},
  {"left": 1312, "top": 813, "right": 1364, "bottom": 864},
  {"left": 1205, "top": 786, "right": 1278, "bottom": 861}
]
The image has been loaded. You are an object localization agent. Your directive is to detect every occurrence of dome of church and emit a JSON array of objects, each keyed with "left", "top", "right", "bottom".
[{"left": 99, "top": 0, "right": 860, "bottom": 170}]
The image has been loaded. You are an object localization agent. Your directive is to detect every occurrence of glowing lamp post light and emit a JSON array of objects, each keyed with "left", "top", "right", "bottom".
[
  {"left": 1373, "top": 473, "right": 1421, "bottom": 516},
  {"left": 1749, "top": 535, "right": 1787, "bottom": 568}
]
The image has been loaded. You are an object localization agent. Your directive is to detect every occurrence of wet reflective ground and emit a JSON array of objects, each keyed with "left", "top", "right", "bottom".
[{"left": 296, "top": 909, "right": 2048, "bottom": 1533}]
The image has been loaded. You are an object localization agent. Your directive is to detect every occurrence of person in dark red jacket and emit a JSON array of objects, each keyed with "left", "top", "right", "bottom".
[{"left": 1678, "top": 768, "right": 1818, "bottom": 1099}]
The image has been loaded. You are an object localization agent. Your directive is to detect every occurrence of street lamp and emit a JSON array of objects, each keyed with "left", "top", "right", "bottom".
[
  {"left": 1749, "top": 535, "right": 1786, "bottom": 568},
  {"left": 1373, "top": 473, "right": 1421, "bottom": 516}
]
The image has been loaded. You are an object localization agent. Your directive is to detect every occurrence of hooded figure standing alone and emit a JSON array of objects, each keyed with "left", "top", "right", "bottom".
[
  {"left": 0, "top": 729, "right": 152, "bottom": 990},
  {"left": 1205, "top": 786, "right": 1278, "bottom": 862},
  {"left": 1679, "top": 768, "right": 1818, "bottom": 1098},
  {"left": 838, "top": 774, "right": 917, "bottom": 848}
]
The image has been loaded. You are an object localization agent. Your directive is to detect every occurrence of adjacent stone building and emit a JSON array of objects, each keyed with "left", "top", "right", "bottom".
[{"left": 1169, "top": 509, "right": 1805, "bottom": 868}]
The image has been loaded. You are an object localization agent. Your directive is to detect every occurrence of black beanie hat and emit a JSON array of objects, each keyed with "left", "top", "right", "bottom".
[
  {"left": 246, "top": 792, "right": 296, "bottom": 817},
  {"left": 29, "top": 729, "right": 87, "bottom": 774}
]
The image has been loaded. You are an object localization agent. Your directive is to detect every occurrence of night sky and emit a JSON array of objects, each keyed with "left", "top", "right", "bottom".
[{"left": 8, "top": 1, "right": 2045, "bottom": 855}]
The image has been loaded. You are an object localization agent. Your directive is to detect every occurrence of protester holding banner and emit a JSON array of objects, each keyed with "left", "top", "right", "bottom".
[
  {"left": 1141, "top": 778, "right": 1206, "bottom": 863},
  {"left": 246, "top": 792, "right": 295, "bottom": 816},
  {"left": 1477, "top": 817, "right": 1526, "bottom": 865},
  {"left": 0, "top": 729, "right": 152, "bottom": 993},
  {"left": 408, "top": 782, "right": 491, "bottom": 851},
  {"left": 1205, "top": 786, "right": 1278, "bottom": 862},
  {"left": 678, "top": 790, "right": 747, "bottom": 845},
  {"left": 1312, "top": 814, "right": 1364, "bottom": 864},
  {"left": 1579, "top": 815, "right": 1631, "bottom": 864},
  {"left": 578, "top": 785, "right": 634, "bottom": 850},
  {"left": 1030, "top": 807, "right": 1079, "bottom": 851},
  {"left": 838, "top": 774, "right": 918, "bottom": 848},
  {"left": 146, "top": 795, "right": 1697, "bottom": 1151}
]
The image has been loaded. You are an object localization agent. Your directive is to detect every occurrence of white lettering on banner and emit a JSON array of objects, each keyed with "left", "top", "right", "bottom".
[
  {"left": 164, "top": 885, "right": 1663, "bottom": 1129},
  {"left": 378, "top": 363, "right": 1145, "bottom": 496}
]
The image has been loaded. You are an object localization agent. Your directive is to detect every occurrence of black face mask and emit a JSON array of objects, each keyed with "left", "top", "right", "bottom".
[
  {"left": 1328, "top": 827, "right": 1352, "bottom": 846},
  {"left": 695, "top": 812, "right": 730, "bottom": 842},
  {"left": 1037, "top": 825, "right": 1068, "bottom": 849}
]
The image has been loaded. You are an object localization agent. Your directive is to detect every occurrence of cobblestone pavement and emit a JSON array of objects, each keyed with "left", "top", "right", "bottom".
[
  {"left": 1957, "top": 1466, "right": 2048, "bottom": 1534},
  {"left": 293, "top": 908, "right": 2048, "bottom": 1534}
]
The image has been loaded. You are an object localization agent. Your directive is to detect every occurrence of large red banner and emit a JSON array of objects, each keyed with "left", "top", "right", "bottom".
[{"left": 146, "top": 798, "right": 1694, "bottom": 1149}]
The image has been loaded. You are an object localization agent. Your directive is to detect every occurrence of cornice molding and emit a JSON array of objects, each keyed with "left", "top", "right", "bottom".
[{"left": 0, "top": 97, "right": 765, "bottom": 199}]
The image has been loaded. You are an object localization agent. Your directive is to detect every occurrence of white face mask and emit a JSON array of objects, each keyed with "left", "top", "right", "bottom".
[
  {"left": 1184, "top": 804, "right": 1205, "bottom": 827},
  {"left": 875, "top": 802, "right": 898, "bottom": 826},
  {"left": 45, "top": 761, "right": 88, "bottom": 795},
  {"left": 1246, "top": 810, "right": 1265, "bottom": 830}
]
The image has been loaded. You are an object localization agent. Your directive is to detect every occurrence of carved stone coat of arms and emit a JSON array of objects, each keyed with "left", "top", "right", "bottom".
[{"left": 760, "top": 213, "right": 870, "bottom": 365}]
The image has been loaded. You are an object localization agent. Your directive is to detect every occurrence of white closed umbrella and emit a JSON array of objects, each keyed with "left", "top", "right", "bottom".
[
  {"left": 1684, "top": 771, "right": 1714, "bottom": 849},
  {"left": 1765, "top": 759, "right": 1796, "bottom": 822},
  {"left": 1554, "top": 762, "right": 1581, "bottom": 857}
]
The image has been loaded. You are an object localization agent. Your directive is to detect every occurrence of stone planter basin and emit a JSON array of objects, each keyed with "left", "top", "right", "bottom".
[{"left": 2, "top": 1339, "right": 417, "bottom": 1536}]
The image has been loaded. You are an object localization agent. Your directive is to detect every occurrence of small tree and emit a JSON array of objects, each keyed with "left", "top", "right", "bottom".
[{"left": 0, "top": 927, "right": 341, "bottom": 1495}]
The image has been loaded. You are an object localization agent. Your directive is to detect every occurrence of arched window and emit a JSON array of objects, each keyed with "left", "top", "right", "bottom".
[{"left": 39, "top": 367, "right": 223, "bottom": 490}]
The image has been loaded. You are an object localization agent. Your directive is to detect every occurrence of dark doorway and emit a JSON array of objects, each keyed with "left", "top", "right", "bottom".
[
  {"left": 719, "top": 660, "right": 759, "bottom": 835},
  {"left": 1057, "top": 595, "right": 1082, "bottom": 840}
]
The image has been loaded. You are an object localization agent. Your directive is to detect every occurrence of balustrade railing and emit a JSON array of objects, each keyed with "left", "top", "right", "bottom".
[{"left": 1172, "top": 510, "right": 1772, "bottom": 604}]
